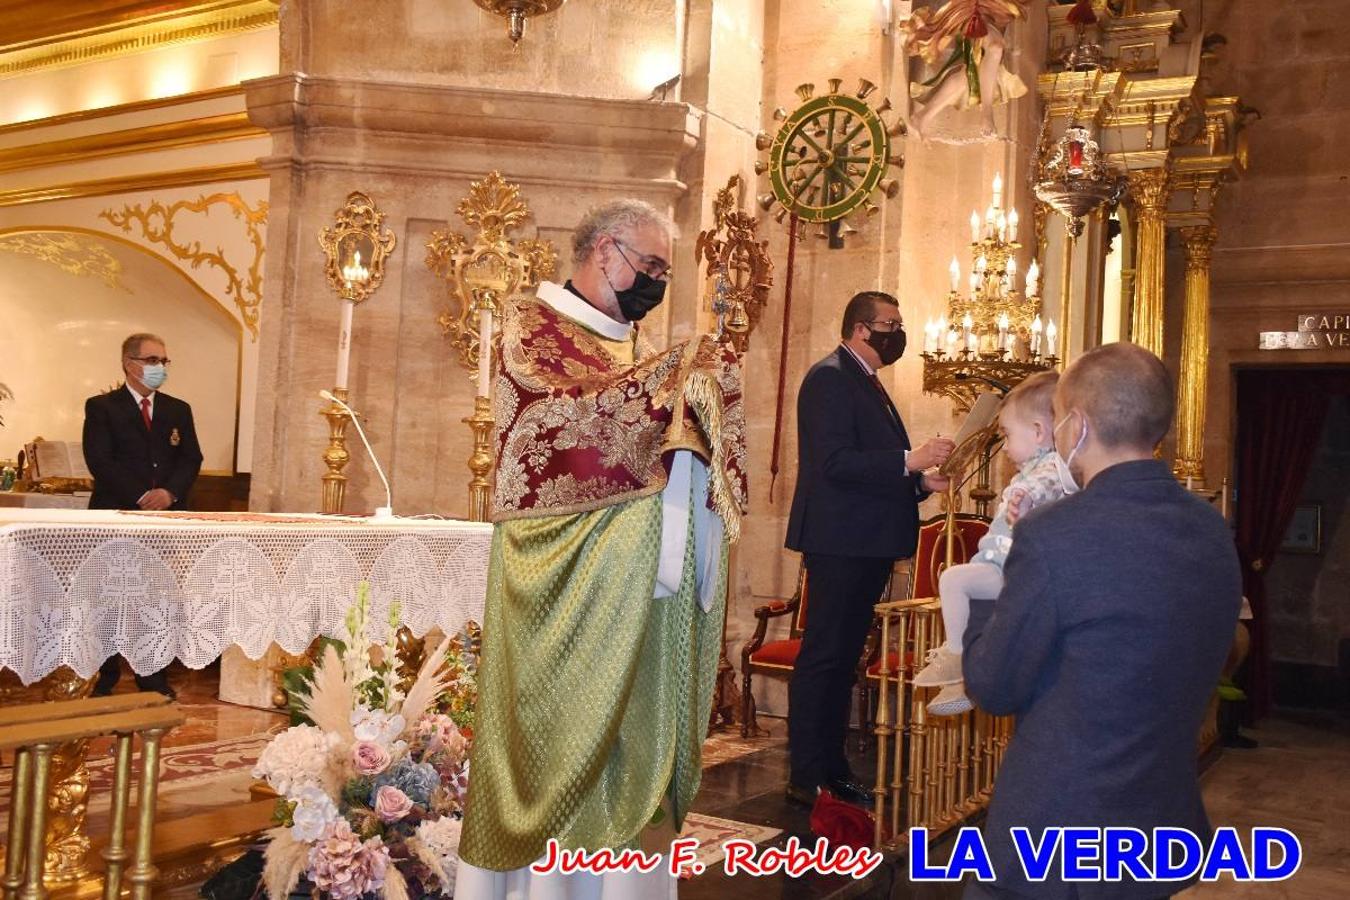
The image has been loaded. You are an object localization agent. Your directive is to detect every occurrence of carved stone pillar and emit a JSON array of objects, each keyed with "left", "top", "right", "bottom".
[
  {"left": 1127, "top": 167, "right": 1171, "bottom": 357},
  {"left": 1174, "top": 224, "right": 1217, "bottom": 484}
]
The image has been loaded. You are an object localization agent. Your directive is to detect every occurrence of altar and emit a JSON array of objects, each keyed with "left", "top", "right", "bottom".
[{"left": 0, "top": 508, "right": 493, "bottom": 699}]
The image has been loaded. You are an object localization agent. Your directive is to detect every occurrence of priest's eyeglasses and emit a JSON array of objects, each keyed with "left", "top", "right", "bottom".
[
  {"left": 130, "top": 356, "right": 172, "bottom": 366},
  {"left": 612, "top": 239, "right": 672, "bottom": 282}
]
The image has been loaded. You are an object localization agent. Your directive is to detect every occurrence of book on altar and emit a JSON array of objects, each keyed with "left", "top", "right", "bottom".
[
  {"left": 939, "top": 392, "right": 1003, "bottom": 477},
  {"left": 27, "top": 440, "right": 92, "bottom": 482}
]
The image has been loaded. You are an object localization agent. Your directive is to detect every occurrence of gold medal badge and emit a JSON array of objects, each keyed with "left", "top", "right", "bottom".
[{"left": 170, "top": 427, "right": 181, "bottom": 447}]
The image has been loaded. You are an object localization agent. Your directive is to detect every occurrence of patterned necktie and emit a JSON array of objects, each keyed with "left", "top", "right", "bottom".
[
  {"left": 140, "top": 397, "right": 152, "bottom": 431},
  {"left": 869, "top": 374, "right": 900, "bottom": 428}
]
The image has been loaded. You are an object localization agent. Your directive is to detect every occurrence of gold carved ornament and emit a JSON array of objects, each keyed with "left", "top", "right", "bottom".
[
  {"left": 696, "top": 175, "right": 774, "bottom": 353},
  {"left": 99, "top": 192, "right": 268, "bottom": 338},
  {"left": 473, "top": 0, "right": 567, "bottom": 44},
  {"left": 425, "top": 171, "right": 557, "bottom": 374},
  {"left": 0, "top": 232, "right": 129, "bottom": 292},
  {"left": 318, "top": 191, "right": 398, "bottom": 304}
]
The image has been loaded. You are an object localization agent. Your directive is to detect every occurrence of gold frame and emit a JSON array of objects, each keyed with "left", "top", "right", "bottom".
[
  {"left": 318, "top": 191, "right": 397, "bottom": 305},
  {"left": 696, "top": 174, "right": 773, "bottom": 353}
]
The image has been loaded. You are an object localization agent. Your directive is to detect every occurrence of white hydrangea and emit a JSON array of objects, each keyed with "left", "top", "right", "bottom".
[
  {"left": 350, "top": 705, "right": 407, "bottom": 749},
  {"left": 252, "top": 724, "right": 340, "bottom": 798},
  {"left": 416, "top": 817, "right": 463, "bottom": 894},
  {"left": 290, "top": 782, "right": 340, "bottom": 842}
]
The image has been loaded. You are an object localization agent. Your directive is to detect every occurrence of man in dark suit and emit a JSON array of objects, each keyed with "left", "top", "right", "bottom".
[
  {"left": 785, "top": 291, "right": 954, "bottom": 805},
  {"left": 963, "top": 342, "right": 1242, "bottom": 900},
  {"left": 83, "top": 332, "right": 203, "bottom": 698}
]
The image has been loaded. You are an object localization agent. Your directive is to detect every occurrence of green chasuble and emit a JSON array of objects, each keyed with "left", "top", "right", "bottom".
[
  {"left": 459, "top": 282, "right": 745, "bottom": 872},
  {"left": 459, "top": 496, "right": 726, "bottom": 870}
]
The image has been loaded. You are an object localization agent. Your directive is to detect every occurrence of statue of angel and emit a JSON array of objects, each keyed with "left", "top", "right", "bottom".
[{"left": 902, "top": 0, "right": 1032, "bottom": 140}]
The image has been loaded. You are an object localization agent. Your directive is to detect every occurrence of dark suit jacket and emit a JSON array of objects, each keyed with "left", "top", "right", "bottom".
[
  {"left": 964, "top": 460, "right": 1242, "bottom": 900},
  {"left": 82, "top": 387, "right": 203, "bottom": 511},
  {"left": 785, "top": 346, "right": 926, "bottom": 559}
]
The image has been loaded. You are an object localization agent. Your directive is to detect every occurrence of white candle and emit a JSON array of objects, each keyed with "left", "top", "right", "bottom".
[
  {"left": 477, "top": 309, "right": 494, "bottom": 397},
  {"left": 969, "top": 271, "right": 980, "bottom": 295},
  {"left": 1046, "top": 319, "right": 1059, "bottom": 357},
  {"left": 949, "top": 257, "right": 961, "bottom": 292},
  {"left": 1186, "top": 476, "right": 1194, "bottom": 491},
  {"left": 970, "top": 211, "right": 981, "bottom": 243},
  {"left": 335, "top": 299, "right": 354, "bottom": 390},
  {"left": 1008, "top": 209, "right": 1019, "bottom": 240},
  {"left": 966, "top": 330, "right": 979, "bottom": 354},
  {"left": 997, "top": 312, "right": 1010, "bottom": 351},
  {"left": 924, "top": 320, "right": 938, "bottom": 353},
  {"left": 992, "top": 172, "right": 1003, "bottom": 208},
  {"left": 996, "top": 211, "right": 1007, "bottom": 241},
  {"left": 946, "top": 328, "right": 959, "bottom": 354},
  {"left": 1026, "top": 258, "right": 1040, "bottom": 298},
  {"left": 1007, "top": 256, "right": 1018, "bottom": 277},
  {"left": 962, "top": 312, "right": 974, "bottom": 340},
  {"left": 976, "top": 254, "right": 987, "bottom": 273},
  {"left": 1031, "top": 314, "right": 1043, "bottom": 356}
]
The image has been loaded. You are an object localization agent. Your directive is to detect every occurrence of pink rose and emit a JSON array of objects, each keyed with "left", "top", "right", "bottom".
[
  {"left": 352, "top": 741, "right": 391, "bottom": 776},
  {"left": 373, "top": 785, "right": 413, "bottom": 823}
]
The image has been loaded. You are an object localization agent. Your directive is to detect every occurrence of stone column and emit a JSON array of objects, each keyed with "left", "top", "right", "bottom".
[
  {"left": 1127, "top": 167, "right": 1170, "bottom": 357},
  {"left": 1174, "top": 223, "right": 1217, "bottom": 485}
]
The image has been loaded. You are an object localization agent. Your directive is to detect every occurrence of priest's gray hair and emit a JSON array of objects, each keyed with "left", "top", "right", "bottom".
[{"left": 571, "top": 199, "right": 674, "bottom": 265}]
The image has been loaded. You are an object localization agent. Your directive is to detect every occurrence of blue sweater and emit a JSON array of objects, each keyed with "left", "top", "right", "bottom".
[{"left": 964, "top": 460, "right": 1242, "bottom": 899}]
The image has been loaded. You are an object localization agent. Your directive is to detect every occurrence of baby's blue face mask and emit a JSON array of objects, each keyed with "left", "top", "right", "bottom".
[{"left": 1052, "top": 413, "right": 1088, "bottom": 494}]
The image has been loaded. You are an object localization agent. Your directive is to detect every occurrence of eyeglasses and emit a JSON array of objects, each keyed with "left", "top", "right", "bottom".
[
  {"left": 129, "top": 356, "right": 172, "bottom": 366},
  {"left": 612, "top": 238, "right": 672, "bottom": 281},
  {"left": 865, "top": 319, "right": 906, "bottom": 334}
]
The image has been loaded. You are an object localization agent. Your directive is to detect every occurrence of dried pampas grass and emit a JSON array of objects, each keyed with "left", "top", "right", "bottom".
[
  {"left": 301, "top": 644, "right": 357, "bottom": 743},
  {"left": 398, "top": 635, "right": 454, "bottom": 729},
  {"left": 383, "top": 865, "right": 411, "bottom": 900},
  {"left": 263, "top": 826, "right": 308, "bottom": 900}
]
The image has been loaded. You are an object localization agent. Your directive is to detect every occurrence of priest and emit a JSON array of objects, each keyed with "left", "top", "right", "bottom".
[{"left": 458, "top": 199, "right": 747, "bottom": 898}]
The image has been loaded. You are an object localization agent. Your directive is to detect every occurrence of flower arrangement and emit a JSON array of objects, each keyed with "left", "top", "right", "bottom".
[{"left": 252, "top": 585, "right": 477, "bottom": 899}]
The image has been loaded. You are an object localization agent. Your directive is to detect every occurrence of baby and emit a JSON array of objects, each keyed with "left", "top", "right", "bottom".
[{"left": 912, "top": 371, "right": 1075, "bottom": 715}]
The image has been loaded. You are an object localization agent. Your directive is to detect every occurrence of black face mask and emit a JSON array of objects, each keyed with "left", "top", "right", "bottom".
[
  {"left": 615, "top": 271, "right": 667, "bottom": 322},
  {"left": 865, "top": 326, "right": 907, "bottom": 366},
  {"left": 607, "top": 241, "right": 668, "bottom": 322}
]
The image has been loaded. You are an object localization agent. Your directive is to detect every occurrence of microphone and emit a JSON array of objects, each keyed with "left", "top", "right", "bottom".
[
  {"left": 319, "top": 390, "right": 395, "bottom": 521},
  {"left": 954, "top": 372, "right": 1012, "bottom": 396}
]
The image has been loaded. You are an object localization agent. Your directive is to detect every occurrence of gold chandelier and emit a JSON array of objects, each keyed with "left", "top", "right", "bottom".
[
  {"left": 921, "top": 172, "right": 1056, "bottom": 411},
  {"left": 473, "top": 0, "right": 566, "bottom": 44}
]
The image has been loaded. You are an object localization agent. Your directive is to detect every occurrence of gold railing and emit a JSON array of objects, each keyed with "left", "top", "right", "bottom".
[
  {"left": 0, "top": 693, "right": 183, "bottom": 900},
  {"left": 871, "top": 596, "right": 1013, "bottom": 849}
]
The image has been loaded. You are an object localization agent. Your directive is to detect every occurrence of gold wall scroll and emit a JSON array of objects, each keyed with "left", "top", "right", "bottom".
[
  {"left": 425, "top": 171, "right": 557, "bottom": 372},
  {"left": 100, "top": 192, "right": 268, "bottom": 338},
  {"left": 696, "top": 174, "right": 773, "bottom": 353},
  {"left": 318, "top": 191, "right": 398, "bottom": 304},
  {"left": 0, "top": 232, "right": 129, "bottom": 292}
]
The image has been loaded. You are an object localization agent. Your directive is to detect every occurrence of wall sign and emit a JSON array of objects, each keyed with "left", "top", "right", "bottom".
[{"left": 1259, "top": 314, "right": 1350, "bottom": 350}]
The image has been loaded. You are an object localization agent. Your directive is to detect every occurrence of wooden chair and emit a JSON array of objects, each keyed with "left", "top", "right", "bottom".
[
  {"left": 857, "top": 512, "right": 990, "bottom": 740},
  {"left": 738, "top": 563, "right": 808, "bottom": 737}
]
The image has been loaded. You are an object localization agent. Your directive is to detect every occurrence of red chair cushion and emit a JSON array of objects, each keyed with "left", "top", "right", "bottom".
[{"left": 750, "top": 638, "right": 801, "bottom": 668}]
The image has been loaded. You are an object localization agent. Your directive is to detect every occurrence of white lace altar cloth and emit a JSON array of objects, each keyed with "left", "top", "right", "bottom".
[{"left": 0, "top": 509, "right": 493, "bottom": 685}]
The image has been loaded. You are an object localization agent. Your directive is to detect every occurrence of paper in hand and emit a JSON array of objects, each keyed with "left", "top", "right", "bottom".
[{"left": 940, "top": 392, "right": 1003, "bottom": 477}]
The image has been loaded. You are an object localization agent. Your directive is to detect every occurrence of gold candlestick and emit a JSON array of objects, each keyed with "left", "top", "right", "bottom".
[
  {"left": 320, "top": 387, "right": 352, "bottom": 514},
  {"left": 464, "top": 396, "right": 495, "bottom": 523}
]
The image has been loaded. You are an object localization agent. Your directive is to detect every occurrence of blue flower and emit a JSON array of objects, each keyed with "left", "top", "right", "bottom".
[{"left": 371, "top": 757, "right": 440, "bottom": 807}]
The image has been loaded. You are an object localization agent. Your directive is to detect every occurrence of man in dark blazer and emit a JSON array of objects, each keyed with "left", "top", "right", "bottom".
[
  {"left": 785, "top": 291, "right": 954, "bottom": 805},
  {"left": 963, "top": 342, "right": 1242, "bottom": 900},
  {"left": 83, "top": 332, "right": 202, "bottom": 697}
]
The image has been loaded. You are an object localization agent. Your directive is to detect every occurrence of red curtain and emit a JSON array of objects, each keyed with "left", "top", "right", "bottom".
[{"left": 1233, "top": 369, "right": 1350, "bottom": 717}]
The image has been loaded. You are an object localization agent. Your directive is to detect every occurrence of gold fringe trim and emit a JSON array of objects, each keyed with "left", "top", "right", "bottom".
[{"left": 684, "top": 366, "right": 743, "bottom": 544}]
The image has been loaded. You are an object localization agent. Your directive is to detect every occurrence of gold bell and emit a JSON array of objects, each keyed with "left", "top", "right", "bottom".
[
  {"left": 754, "top": 160, "right": 769, "bottom": 175},
  {"left": 828, "top": 78, "right": 844, "bottom": 95},
  {"left": 773, "top": 207, "right": 790, "bottom": 223},
  {"left": 876, "top": 97, "right": 893, "bottom": 114},
  {"left": 773, "top": 107, "right": 789, "bottom": 121},
  {"left": 857, "top": 78, "right": 878, "bottom": 99},
  {"left": 796, "top": 83, "right": 815, "bottom": 101},
  {"left": 755, "top": 131, "right": 773, "bottom": 151},
  {"left": 888, "top": 154, "right": 906, "bottom": 169},
  {"left": 757, "top": 193, "right": 776, "bottom": 211},
  {"left": 880, "top": 179, "right": 900, "bottom": 199}
]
